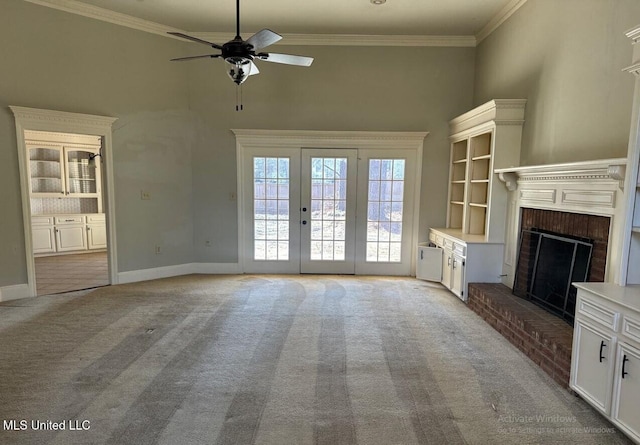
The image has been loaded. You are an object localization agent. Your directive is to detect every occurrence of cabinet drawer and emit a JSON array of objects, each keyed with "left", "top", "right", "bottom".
[
  {"left": 32, "top": 216, "right": 54, "bottom": 226},
  {"left": 622, "top": 316, "right": 640, "bottom": 345},
  {"left": 87, "top": 214, "right": 105, "bottom": 223},
  {"left": 429, "top": 231, "right": 436, "bottom": 243},
  {"left": 453, "top": 242, "right": 466, "bottom": 257},
  {"left": 443, "top": 238, "right": 454, "bottom": 250},
  {"left": 55, "top": 216, "right": 85, "bottom": 224},
  {"left": 577, "top": 295, "right": 619, "bottom": 332}
]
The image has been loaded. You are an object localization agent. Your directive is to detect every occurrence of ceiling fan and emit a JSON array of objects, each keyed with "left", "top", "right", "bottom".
[{"left": 168, "top": 0, "right": 314, "bottom": 89}]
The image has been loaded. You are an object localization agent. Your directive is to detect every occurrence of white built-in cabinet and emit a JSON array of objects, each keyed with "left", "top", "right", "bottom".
[
  {"left": 32, "top": 214, "right": 106, "bottom": 255},
  {"left": 418, "top": 100, "right": 525, "bottom": 301},
  {"left": 26, "top": 130, "right": 106, "bottom": 256},
  {"left": 571, "top": 283, "right": 640, "bottom": 443}
]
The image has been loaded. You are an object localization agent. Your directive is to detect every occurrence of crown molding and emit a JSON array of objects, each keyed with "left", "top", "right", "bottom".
[
  {"left": 23, "top": 0, "right": 476, "bottom": 47},
  {"left": 22, "top": 0, "right": 184, "bottom": 37},
  {"left": 476, "top": 0, "right": 528, "bottom": 44},
  {"left": 194, "top": 32, "right": 476, "bottom": 47}
]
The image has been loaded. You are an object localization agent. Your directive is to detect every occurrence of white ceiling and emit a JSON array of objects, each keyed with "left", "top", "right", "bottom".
[{"left": 67, "top": 0, "right": 517, "bottom": 37}]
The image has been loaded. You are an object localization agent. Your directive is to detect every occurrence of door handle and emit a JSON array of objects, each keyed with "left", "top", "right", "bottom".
[
  {"left": 622, "top": 354, "right": 629, "bottom": 379},
  {"left": 599, "top": 340, "right": 606, "bottom": 362}
]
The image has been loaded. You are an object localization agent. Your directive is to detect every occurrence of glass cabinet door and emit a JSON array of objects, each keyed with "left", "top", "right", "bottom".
[
  {"left": 64, "top": 148, "right": 98, "bottom": 196},
  {"left": 28, "top": 145, "right": 64, "bottom": 195}
]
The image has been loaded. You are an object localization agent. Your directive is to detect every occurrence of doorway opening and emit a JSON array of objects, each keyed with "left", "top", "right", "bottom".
[
  {"left": 27, "top": 130, "right": 109, "bottom": 295},
  {"left": 11, "top": 106, "right": 118, "bottom": 298}
]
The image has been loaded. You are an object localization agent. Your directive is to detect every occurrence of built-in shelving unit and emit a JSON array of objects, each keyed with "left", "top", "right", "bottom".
[
  {"left": 444, "top": 99, "right": 526, "bottom": 242},
  {"left": 26, "top": 131, "right": 103, "bottom": 215}
]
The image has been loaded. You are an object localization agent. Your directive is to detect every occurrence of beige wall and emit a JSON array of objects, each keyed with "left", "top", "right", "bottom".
[
  {"left": 0, "top": 0, "right": 193, "bottom": 286},
  {"left": 188, "top": 45, "right": 476, "bottom": 262},
  {"left": 0, "top": 0, "right": 476, "bottom": 286},
  {"left": 474, "top": 0, "right": 640, "bottom": 165}
]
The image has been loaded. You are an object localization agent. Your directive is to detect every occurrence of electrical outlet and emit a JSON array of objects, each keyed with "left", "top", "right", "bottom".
[
  {"left": 205, "top": 240, "right": 212, "bottom": 247},
  {"left": 141, "top": 190, "right": 151, "bottom": 200},
  {"left": 155, "top": 245, "right": 162, "bottom": 254}
]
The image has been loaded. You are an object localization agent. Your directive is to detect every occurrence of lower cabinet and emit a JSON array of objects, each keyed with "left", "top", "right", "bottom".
[
  {"left": 571, "top": 284, "right": 640, "bottom": 444},
  {"left": 612, "top": 341, "right": 640, "bottom": 441},
  {"left": 571, "top": 321, "right": 616, "bottom": 414},
  {"left": 32, "top": 223, "right": 56, "bottom": 254},
  {"left": 31, "top": 214, "right": 106, "bottom": 255},
  {"left": 418, "top": 228, "right": 503, "bottom": 302},
  {"left": 56, "top": 224, "right": 87, "bottom": 252}
]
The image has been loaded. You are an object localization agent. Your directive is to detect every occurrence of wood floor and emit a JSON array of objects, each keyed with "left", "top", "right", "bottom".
[{"left": 34, "top": 251, "right": 109, "bottom": 296}]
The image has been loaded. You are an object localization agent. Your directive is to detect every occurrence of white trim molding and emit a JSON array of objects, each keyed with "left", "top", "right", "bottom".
[
  {"left": 476, "top": 0, "right": 528, "bottom": 44},
  {"left": 0, "top": 284, "right": 30, "bottom": 302},
  {"left": 194, "top": 32, "right": 476, "bottom": 48},
  {"left": 496, "top": 158, "right": 628, "bottom": 286},
  {"left": 233, "top": 129, "right": 428, "bottom": 276},
  {"left": 23, "top": 0, "right": 522, "bottom": 47},
  {"left": 118, "top": 263, "right": 242, "bottom": 284},
  {"left": 9, "top": 106, "right": 118, "bottom": 298}
]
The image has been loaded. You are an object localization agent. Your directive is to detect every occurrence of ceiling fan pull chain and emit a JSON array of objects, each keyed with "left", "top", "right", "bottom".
[{"left": 235, "top": 85, "right": 244, "bottom": 111}]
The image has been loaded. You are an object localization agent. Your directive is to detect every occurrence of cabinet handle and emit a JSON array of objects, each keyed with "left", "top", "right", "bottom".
[
  {"left": 453, "top": 259, "right": 457, "bottom": 269},
  {"left": 420, "top": 250, "right": 424, "bottom": 260},
  {"left": 599, "top": 340, "right": 606, "bottom": 363},
  {"left": 622, "top": 354, "right": 629, "bottom": 379},
  {"left": 447, "top": 257, "right": 452, "bottom": 266}
]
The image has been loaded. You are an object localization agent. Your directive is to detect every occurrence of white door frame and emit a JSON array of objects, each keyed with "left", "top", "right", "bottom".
[
  {"left": 10, "top": 106, "right": 118, "bottom": 297},
  {"left": 234, "top": 129, "right": 428, "bottom": 275}
]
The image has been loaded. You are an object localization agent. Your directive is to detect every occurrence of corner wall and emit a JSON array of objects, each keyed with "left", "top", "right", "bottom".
[{"left": 474, "top": 0, "right": 640, "bottom": 165}]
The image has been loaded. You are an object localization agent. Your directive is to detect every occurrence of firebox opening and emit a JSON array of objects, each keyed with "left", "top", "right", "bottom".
[{"left": 513, "top": 228, "right": 593, "bottom": 325}]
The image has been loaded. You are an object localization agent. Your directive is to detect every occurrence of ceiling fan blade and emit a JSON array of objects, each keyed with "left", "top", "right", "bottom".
[
  {"left": 246, "top": 29, "right": 282, "bottom": 51},
  {"left": 170, "top": 54, "right": 222, "bottom": 62},
  {"left": 260, "top": 53, "right": 314, "bottom": 67},
  {"left": 249, "top": 61, "right": 260, "bottom": 76},
  {"left": 168, "top": 32, "right": 223, "bottom": 50}
]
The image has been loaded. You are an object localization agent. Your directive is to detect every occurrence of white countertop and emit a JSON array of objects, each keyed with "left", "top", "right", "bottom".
[
  {"left": 573, "top": 282, "right": 640, "bottom": 313},
  {"left": 430, "top": 228, "right": 503, "bottom": 245}
]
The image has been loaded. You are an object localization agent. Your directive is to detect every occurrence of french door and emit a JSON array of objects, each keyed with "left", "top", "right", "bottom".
[
  {"left": 241, "top": 147, "right": 416, "bottom": 275},
  {"left": 300, "top": 149, "right": 358, "bottom": 273}
]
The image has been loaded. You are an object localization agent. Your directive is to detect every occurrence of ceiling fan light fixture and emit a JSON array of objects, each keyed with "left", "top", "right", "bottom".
[
  {"left": 225, "top": 57, "right": 252, "bottom": 84},
  {"left": 370, "top": 0, "right": 386, "bottom": 4}
]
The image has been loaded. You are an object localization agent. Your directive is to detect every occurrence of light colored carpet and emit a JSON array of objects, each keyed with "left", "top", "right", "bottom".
[{"left": 0, "top": 275, "right": 631, "bottom": 445}]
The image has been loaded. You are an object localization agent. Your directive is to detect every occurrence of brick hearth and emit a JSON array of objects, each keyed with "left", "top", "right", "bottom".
[{"left": 468, "top": 283, "right": 573, "bottom": 388}]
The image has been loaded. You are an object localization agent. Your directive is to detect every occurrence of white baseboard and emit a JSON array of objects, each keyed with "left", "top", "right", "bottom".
[
  {"left": 117, "top": 262, "right": 242, "bottom": 284},
  {"left": 0, "top": 284, "right": 31, "bottom": 302}
]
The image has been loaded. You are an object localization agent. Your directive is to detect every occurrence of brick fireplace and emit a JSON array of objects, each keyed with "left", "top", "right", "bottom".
[{"left": 468, "top": 158, "right": 627, "bottom": 388}]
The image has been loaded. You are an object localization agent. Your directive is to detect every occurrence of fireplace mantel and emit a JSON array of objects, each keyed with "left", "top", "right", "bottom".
[
  {"left": 496, "top": 158, "right": 627, "bottom": 191},
  {"left": 496, "top": 157, "right": 628, "bottom": 287}
]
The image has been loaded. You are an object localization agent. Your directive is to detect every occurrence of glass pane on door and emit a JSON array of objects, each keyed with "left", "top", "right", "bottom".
[
  {"left": 253, "top": 157, "right": 290, "bottom": 261},
  {"left": 310, "top": 157, "right": 348, "bottom": 261},
  {"left": 66, "top": 149, "right": 97, "bottom": 194},
  {"left": 366, "top": 159, "right": 405, "bottom": 262}
]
